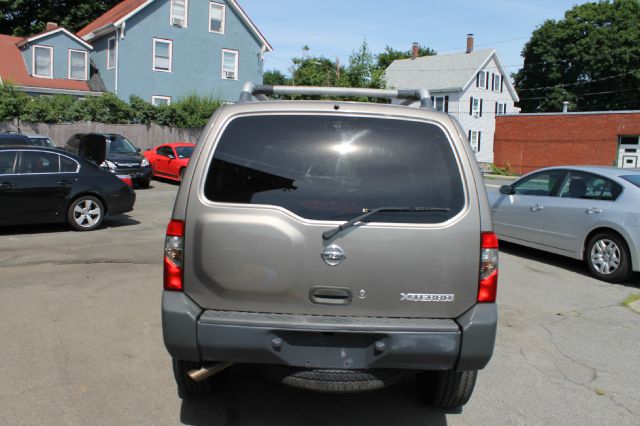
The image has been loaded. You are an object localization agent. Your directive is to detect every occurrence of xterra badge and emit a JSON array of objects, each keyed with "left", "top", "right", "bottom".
[{"left": 400, "top": 293, "right": 455, "bottom": 302}]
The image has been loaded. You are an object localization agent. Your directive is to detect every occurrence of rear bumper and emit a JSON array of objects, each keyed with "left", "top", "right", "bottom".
[{"left": 162, "top": 292, "right": 496, "bottom": 371}]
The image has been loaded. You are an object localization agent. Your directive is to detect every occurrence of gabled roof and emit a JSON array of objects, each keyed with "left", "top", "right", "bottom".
[
  {"left": 16, "top": 26, "right": 92, "bottom": 50},
  {"left": 77, "top": 0, "right": 272, "bottom": 51},
  {"left": 76, "top": 0, "right": 147, "bottom": 39},
  {"left": 385, "top": 49, "right": 519, "bottom": 101},
  {"left": 0, "top": 34, "right": 95, "bottom": 93}
]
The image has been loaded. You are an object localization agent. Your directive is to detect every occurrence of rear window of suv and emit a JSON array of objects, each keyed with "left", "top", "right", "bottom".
[{"left": 204, "top": 115, "right": 464, "bottom": 223}]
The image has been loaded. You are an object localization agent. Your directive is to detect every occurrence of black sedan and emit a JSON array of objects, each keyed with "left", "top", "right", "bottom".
[{"left": 0, "top": 147, "right": 135, "bottom": 231}]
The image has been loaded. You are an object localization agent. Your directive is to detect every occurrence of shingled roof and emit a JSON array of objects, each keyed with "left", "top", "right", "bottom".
[
  {"left": 0, "top": 34, "right": 96, "bottom": 93},
  {"left": 385, "top": 49, "right": 519, "bottom": 101},
  {"left": 77, "top": 0, "right": 272, "bottom": 51}
]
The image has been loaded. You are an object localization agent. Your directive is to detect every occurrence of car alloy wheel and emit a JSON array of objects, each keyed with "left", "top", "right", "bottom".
[
  {"left": 68, "top": 196, "right": 104, "bottom": 231},
  {"left": 590, "top": 238, "right": 620, "bottom": 275}
]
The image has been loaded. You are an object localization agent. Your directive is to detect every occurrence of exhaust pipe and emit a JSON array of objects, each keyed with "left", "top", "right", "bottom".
[{"left": 187, "top": 362, "right": 234, "bottom": 382}]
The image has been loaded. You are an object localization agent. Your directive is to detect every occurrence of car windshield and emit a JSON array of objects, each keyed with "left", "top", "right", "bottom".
[
  {"left": 204, "top": 115, "right": 464, "bottom": 223},
  {"left": 108, "top": 135, "right": 138, "bottom": 155},
  {"left": 621, "top": 174, "right": 640, "bottom": 188},
  {"left": 175, "top": 146, "right": 194, "bottom": 159}
]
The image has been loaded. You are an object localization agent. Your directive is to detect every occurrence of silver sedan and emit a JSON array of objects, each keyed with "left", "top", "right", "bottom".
[{"left": 488, "top": 166, "right": 640, "bottom": 282}]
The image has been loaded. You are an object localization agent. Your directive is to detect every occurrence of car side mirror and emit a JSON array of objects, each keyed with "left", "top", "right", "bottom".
[
  {"left": 136, "top": 147, "right": 141, "bottom": 153},
  {"left": 500, "top": 185, "right": 515, "bottom": 195}
]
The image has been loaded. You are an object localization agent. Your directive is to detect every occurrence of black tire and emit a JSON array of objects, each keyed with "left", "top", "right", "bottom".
[
  {"left": 179, "top": 168, "right": 186, "bottom": 182},
  {"left": 263, "top": 366, "right": 404, "bottom": 393},
  {"left": 172, "top": 358, "right": 227, "bottom": 399},
  {"left": 67, "top": 195, "right": 104, "bottom": 231},
  {"left": 586, "top": 232, "right": 632, "bottom": 283},
  {"left": 417, "top": 370, "right": 477, "bottom": 409},
  {"left": 137, "top": 178, "right": 151, "bottom": 189}
]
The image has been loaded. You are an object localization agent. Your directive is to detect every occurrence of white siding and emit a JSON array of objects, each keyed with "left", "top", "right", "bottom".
[{"left": 453, "top": 57, "right": 517, "bottom": 163}]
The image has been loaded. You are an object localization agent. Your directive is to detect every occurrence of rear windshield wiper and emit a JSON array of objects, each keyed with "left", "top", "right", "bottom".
[{"left": 322, "top": 206, "right": 451, "bottom": 240}]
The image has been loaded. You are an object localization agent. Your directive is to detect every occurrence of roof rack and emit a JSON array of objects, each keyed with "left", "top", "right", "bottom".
[{"left": 238, "top": 82, "right": 432, "bottom": 108}]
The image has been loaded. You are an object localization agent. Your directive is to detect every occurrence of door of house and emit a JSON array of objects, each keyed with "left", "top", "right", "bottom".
[{"left": 617, "top": 135, "right": 640, "bottom": 168}]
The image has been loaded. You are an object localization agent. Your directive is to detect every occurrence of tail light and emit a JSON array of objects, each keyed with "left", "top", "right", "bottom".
[
  {"left": 164, "top": 219, "right": 184, "bottom": 291},
  {"left": 117, "top": 174, "right": 133, "bottom": 187},
  {"left": 478, "top": 232, "right": 498, "bottom": 302}
]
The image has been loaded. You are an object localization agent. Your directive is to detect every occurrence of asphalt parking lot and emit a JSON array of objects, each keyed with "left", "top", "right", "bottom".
[{"left": 1, "top": 180, "right": 639, "bottom": 425}]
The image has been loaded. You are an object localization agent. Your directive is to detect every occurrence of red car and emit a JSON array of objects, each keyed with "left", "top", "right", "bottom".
[{"left": 144, "top": 142, "right": 196, "bottom": 182}]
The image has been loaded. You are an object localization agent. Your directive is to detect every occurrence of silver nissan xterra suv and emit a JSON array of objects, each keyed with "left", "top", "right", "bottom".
[{"left": 162, "top": 83, "right": 498, "bottom": 409}]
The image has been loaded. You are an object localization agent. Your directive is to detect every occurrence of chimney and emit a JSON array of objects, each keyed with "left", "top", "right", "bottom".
[
  {"left": 562, "top": 101, "right": 569, "bottom": 113},
  {"left": 46, "top": 22, "right": 58, "bottom": 31},
  {"left": 466, "top": 34, "right": 474, "bottom": 53},
  {"left": 411, "top": 42, "right": 419, "bottom": 60}
]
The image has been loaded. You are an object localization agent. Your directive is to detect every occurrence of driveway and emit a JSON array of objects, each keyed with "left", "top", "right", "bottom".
[{"left": 0, "top": 181, "right": 638, "bottom": 425}]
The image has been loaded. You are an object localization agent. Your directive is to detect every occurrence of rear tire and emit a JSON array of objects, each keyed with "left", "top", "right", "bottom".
[
  {"left": 263, "top": 366, "right": 404, "bottom": 393},
  {"left": 416, "top": 370, "right": 477, "bottom": 409},
  {"left": 179, "top": 168, "right": 186, "bottom": 182},
  {"left": 67, "top": 196, "right": 104, "bottom": 231},
  {"left": 172, "top": 358, "right": 228, "bottom": 399},
  {"left": 586, "top": 232, "right": 632, "bottom": 283}
]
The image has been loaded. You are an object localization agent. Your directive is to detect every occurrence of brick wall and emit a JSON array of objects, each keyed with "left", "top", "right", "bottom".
[{"left": 494, "top": 112, "right": 640, "bottom": 174}]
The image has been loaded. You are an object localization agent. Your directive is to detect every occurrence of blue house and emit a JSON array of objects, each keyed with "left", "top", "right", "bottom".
[
  {"left": 77, "top": 0, "right": 272, "bottom": 105},
  {"left": 0, "top": 23, "right": 102, "bottom": 97}
]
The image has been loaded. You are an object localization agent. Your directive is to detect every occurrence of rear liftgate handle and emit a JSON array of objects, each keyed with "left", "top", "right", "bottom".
[{"left": 309, "top": 287, "right": 353, "bottom": 305}]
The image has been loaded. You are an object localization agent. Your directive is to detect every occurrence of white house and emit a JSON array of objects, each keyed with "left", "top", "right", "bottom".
[{"left": 385, "top": 36, "right": 520, "bottom": 164}]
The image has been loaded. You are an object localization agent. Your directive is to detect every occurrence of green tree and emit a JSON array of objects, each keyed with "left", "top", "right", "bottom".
[
  {"left": 340, "top": 40, "right": 385, "bottom": 89},
  {"left": 263, "top": 70, "right": 290, "bottom": 86},
  {"left": 71, "top": 93, "right": 132, "bottom": 124},
  {"left": 291, "top": 56, "right": 341, "bottom": 87},
  {"left": 21, "top": 95, "right": 77, "bottom": 123},
  {"left": 376, "top": 45, "right": 437, "bottom": 70},
  {"left": 0, "top": 1, "right": 121, "bottom": 36},
  {"left": 515, "top": 0, "right": 640, "bottom": 112},
  {"left": 0, "top": 84, "right": 29, "bottom": 121}
]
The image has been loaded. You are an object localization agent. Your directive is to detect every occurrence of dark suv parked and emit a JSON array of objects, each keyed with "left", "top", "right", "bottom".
[{"left": 65, "top": 133, "right": 152, "bottom": 188}]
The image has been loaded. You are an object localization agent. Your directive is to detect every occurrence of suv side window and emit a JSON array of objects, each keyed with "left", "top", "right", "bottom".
[
  {"left": 18, "top": 151, "right": 61, "bottom": 174},
  {"left": 513, "top": 170, "right": 566, "bottom": 196},
  {"left": 204, "top": 115, "right": 465, "bottom": 223},
  {"left": 560, "top": 171, "right": 622, "bottom": 201},
  {"left": 0, "top": 151, "right": 18, "bottom": 174}
]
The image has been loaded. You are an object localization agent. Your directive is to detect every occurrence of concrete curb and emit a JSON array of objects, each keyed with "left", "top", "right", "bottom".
[
  {"left": 629, "top": 300, "right": 640, "bottom": 314},
  {"left": 483, "top": 174, "right": 518, "bottom": 180}
]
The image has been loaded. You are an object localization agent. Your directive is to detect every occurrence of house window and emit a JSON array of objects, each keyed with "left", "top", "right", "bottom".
[
  {"left": 107, "top": 37, "right": 116, "bottom": 69},
  {"left": 470, "top": 97, "right": 482, "bottom": 117},
  {"left": 431, "top": 96, "right": 449, "bottom": 112},
  {"left": 619, "top": 136, "right": 639, "bottom": 145},
  {"left": 170, "top": 0, "right": 188, "bottom": 27},
  {"left": 68, "top": 50, "right": 88, "bottom": 80},
  {"left": 495, "top": 102, "right": 506, "bottom": 115},
  {"left": 153, "top": 38, "right": 173, "bottom": 72},
  {"left": 209, "top": 2, "right": 226, "bottom": 33},
  {"left": 468, "top": 130, "right": 481, "bottom": 152},
  {"left": 477, "top": 71, "right": 485, "bottom": 89},
  {"left": 492, "top": 74, "right": 502, "bottom": 92},
  {"left": 222, "top": 49, "right": 238, "bottom": 80},
  {"left": 152, "top": 96, "right": 171, "bottom": 106},
  {"left": 33, "top": 45, "right": 53, "bottom": 78}
]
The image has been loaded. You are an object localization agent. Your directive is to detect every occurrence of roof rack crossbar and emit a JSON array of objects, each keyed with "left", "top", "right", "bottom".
[{"left": 238, "top": 82, "right": 432, "bottom": 108}]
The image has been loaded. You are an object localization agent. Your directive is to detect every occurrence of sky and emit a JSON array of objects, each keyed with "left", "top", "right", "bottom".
[{"left": 239, "top": 0, "right": 586, "bottom": 77}]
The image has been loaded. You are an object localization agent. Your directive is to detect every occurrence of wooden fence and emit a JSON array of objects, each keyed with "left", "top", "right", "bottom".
[{"left": 0, "top": 120, "right": 203, "bottom": 150}]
